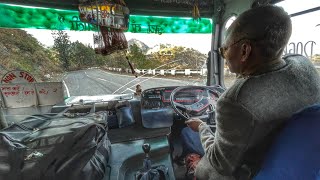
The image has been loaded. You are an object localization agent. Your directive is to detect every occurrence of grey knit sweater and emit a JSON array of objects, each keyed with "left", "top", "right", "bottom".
[{"left": 195, "top": 55, "right": 320, "bottom": 180}]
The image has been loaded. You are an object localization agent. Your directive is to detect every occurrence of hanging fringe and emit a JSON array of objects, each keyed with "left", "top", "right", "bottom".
[
  {"left": 116, "top": 0, "right": 126, "bottom": 6},
  {"left": 192, "top": 0, "right": 201, "bottom": 21}
]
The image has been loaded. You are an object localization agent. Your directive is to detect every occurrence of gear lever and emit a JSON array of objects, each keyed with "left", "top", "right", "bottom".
[
  {"left": 142, "top": 143, "right": 152, "bottom": 171},
  {"left": 142, "top": 143, "right": 151, "bottom": 156},
  {"left": 136, "top": 143, "right": 169, "bottom": 180}
]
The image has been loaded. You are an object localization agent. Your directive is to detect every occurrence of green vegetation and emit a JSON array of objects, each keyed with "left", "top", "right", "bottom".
[
  {"left": 150, "top": 45, "right": 206, "bottom": 69},
  {"left": 50, "top": 32, "right": 207, "bottom": 71},
  {"left": 312, "top": 54, "right": 320, "bottom": 63},
  {"left": 0, "top": 29, "right": 207, "bottom": 81},
  {"left": 0, "top": 29, "right": 61, "bottom": 81},
  {"left": 52, "top": 31, "right": 71, "bottom": 71}
]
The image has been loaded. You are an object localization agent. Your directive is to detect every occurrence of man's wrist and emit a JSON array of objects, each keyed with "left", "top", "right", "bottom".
[{"left": 198, "top": 122, "right": 207, "bottom": 132}]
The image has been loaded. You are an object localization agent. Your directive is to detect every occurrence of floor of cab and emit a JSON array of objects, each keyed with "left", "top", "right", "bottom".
[
  {"left": 172, "top": 138, "right": 189, "bottom": 180},
  {"left": 170, "top": 120, "right": 192, "bottom": 180}
]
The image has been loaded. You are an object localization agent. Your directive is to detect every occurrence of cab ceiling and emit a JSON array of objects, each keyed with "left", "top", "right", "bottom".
[
  {"left": 0, "top": 0, "right": 282, "bottom": 18},
  {"left": 0, "top": 0, "right": 214, "bottom": 17}
]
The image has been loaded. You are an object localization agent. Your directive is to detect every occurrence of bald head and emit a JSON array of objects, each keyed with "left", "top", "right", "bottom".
[{"left": 227, "top": 5, "right": 292, "bottom": 60}]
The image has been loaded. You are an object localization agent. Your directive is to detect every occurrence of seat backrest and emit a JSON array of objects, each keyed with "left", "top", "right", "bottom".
[
  {"left": 254, "top": 104, "right": 320, "bottom": 180},
  {"left": 0, "top": 82, "right": 64, "bottom": 125},
  {"left": 0, "top": 83, "right": 37, "bottom": 108}
]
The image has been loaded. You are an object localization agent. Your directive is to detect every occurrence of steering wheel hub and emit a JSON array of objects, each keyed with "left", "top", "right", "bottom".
[{"left": 169, "top": 86, "right": 222, "bottom": 120}]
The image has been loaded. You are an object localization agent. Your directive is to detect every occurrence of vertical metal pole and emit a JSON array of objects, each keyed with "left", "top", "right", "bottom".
[
  {"left": 208, "top": 16, "right": 220, "bottom": 86},
  {"left": 207, "top": 18, "right": 214, "bottom": 86},
  {"left": 213, "top": 23, "right": 220, "bottom": 85}
]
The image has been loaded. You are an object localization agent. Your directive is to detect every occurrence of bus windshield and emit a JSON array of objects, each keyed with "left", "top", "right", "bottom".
[{"left": 0, "top": 3, "right": 213, "bottom": 97}]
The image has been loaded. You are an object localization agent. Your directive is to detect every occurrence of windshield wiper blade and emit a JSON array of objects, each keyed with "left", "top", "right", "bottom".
[
  {"left": 126, "top": 56, "right": 138, "bottom": 78},
  {"left": 112, "top": 59, "right": 183, "bottom": 94}
]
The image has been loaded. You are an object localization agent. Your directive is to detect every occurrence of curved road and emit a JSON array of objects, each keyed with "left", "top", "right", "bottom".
[{"left": 62, "top": 69, "right": 205, "bottom": 96}]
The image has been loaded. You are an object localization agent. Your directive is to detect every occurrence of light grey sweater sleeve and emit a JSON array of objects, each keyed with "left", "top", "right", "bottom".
[{"left": 199, "top": 96, "right": 254, "bottom": 176}]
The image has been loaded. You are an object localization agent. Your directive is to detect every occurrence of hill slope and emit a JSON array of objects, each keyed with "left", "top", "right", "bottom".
[
  {"left": 128, "top": 38, "right": 150, "bottom": 53},
  {"left": 0, "top": 29, "right": 61, "bottom": 81}
]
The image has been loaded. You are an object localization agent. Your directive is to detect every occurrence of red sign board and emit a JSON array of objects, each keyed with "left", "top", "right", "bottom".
[{"left": 1, "top": 70, "right": 36, "bottom": 84}]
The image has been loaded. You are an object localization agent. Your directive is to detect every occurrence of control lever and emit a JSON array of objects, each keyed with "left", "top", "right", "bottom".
[
  {"left": 142, "top": 143, "right": 152, "bottom": 171},
  {"left": 136, "top": 143, "right": 170, "bottom": 180},
  {"left": 142, "top": 143, "right": 151, "bottom": 156}
]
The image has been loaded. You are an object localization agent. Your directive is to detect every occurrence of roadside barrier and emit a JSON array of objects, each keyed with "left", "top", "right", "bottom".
[{"left": 105, "top": 67, "right": 208, "bottom": 76}]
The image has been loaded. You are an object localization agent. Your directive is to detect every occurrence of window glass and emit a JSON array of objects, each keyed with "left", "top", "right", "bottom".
[
  {"left": 0, "top": 3, "right": 213, "bottom": 97},
  {"left": 278, "top": 0, "right": 320, "bottom": 71},
  {"left": 223, "top": 16, "right": 237, "bottom": 88},
  {"left": 223, "top": 0, "right": 320, "bottom": 88}
]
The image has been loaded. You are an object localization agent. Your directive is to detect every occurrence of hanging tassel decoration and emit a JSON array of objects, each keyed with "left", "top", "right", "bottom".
[
  {"left": 192, "top": 0, "right": 201, "bottom": 21},
  {"left": 117, "top": 0, "right": 126, "bottom": 6}
]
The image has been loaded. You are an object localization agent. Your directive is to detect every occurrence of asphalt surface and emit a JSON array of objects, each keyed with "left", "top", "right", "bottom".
[{"left": 62, "top": 69, "right": 206, "bottom": 96}]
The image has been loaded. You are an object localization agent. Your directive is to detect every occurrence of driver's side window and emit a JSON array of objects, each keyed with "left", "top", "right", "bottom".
[{"left": 222, "top": 1, "right": 320, "bottom": 88}]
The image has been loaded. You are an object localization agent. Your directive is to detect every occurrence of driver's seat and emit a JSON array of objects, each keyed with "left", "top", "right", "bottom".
[{"left": 254, "top": 104, "right": 320, "bottom": 180}]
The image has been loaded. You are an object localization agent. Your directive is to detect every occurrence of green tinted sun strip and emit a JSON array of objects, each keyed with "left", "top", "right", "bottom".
[{"left": 0, "top": 3, "right": 213, "bottom": 34}]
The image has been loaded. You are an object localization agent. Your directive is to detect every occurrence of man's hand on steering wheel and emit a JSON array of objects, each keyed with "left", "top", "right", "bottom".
[
  {"left": 185, "top": 118, "right": 204, "bottom": 132},
  {"left": 170, "top": 86, "right": 222, "bottom": 121}
]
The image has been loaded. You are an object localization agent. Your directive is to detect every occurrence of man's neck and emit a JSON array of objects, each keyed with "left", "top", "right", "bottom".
[{"left": 241, "top": 57, "right": 286, "bottom": 77}]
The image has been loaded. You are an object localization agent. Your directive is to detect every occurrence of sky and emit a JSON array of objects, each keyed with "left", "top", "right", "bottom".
[{"left": 25, "top": 0, "right": 320, "bottom": 55}]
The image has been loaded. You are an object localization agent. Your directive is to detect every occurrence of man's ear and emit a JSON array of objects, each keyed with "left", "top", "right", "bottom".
[{"left": 240, "top": 43, "right": 252, "bottom": 63}]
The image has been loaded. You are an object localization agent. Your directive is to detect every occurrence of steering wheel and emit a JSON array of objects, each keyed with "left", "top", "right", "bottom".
[{"left": 169, "top": 86, "right": 222, "bottom": 120}]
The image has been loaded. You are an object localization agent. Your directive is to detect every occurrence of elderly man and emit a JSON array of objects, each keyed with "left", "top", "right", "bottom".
[{"left": 184, "top": 5, "right": 320, "bottom": 180}]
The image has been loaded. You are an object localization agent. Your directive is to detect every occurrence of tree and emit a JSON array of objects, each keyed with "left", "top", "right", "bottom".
[
  {"left": 69, "top": 41, "right": 96, "bottom": 69},
  {"left": 52, "top": 30, "right": 71, "bottom": 70},
  {"left": 128, "top": 44, "right": 154, "bottom": 69},
  {"left": 171, "top": 47, "right": 206, "bottom": 69}
]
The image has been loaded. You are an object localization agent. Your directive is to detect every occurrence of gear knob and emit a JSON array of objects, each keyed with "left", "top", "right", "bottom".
[{"left": 142, "top": 143, "right": 151, "bottom": 154}]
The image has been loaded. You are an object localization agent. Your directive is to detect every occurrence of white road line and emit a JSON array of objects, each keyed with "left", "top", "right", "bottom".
[
  {"left": 62, "top": 80, "right": 70, "bottom": 97},
  {"left": 85, "top": 71, "right": 123, "bottom": 87},
  {"left": 99, "top": 69, "right": 135, "bottom": 78},
  {"left": 96, "top": 77, "right": 135, "bottom": 93},
  {"left": 126, "top": 88, "right": 135, "bottom": 92},
  {"left": 102, "top": 69, "right": 188, "bottom": 94},
  {"left": 97, "top": 78, "right": 107, "bottom": 81},
  {"left": 120, "top": 74, "right": 160, "bottom": 93},
  {"left": 98, "top": 69, "right": 183, "bottom": 82},
  {"left": 96, "top": 77, "right": 122, "bottom": 86}
]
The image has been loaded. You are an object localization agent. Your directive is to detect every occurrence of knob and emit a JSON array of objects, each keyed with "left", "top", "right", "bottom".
[{"left": 142, "top": 143, "right": 151, "bottom": 154}]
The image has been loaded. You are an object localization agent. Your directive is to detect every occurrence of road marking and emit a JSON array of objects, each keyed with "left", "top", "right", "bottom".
[
  {"left": 98, "top": 69, "right": 183, "bottom": 82},
  {"left": 104, "top": 69, "right": 187, "bottom": 94},
  {"left": 87, "top": 69, "right": 195, "bottom": 94},
  {"left": 126, "top": 88, "right": 135, "bottom": 92},
  {"left": 62, "top": 80, "right": 71, "bottom": 97},
  {"left": 85, "top": 71, "right": 124, "bottom": 87},
  {"left": 96, "top": 77, "right": 123, "bottom": 86},
  {"left": 97, "top": 78, "right": 107, "bottom": 81},
  {"left": 120, "top": 74, "right": 160, "bottom": 93}
]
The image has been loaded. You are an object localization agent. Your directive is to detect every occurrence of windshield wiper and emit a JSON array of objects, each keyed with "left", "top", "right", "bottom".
[
  {"left": 126, "top": 56, "right": 138, "bottom": 78},
  {"left": 112, "top": 59, "right": 184, "bottom": 94}
]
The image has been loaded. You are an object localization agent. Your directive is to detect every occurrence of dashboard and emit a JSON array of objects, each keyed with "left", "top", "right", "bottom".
[
  {"left": 140, "top": 86, "right": 224, "bottom": 128},
  {"left": 141, "top": 86, "right": 223, "bottom": 110}
]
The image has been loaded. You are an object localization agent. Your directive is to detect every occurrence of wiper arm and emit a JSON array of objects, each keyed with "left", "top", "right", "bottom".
[
  {"left": 126, "top": 56, "right": 138, "bottom": 78},
  {"left": 112, "top": 59, "right": 183, "bottom": 94}
]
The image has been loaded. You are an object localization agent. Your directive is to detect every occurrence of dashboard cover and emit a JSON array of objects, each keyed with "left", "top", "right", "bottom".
[{"left": 140, "top": 86, "right": 223, "bottom": 128}]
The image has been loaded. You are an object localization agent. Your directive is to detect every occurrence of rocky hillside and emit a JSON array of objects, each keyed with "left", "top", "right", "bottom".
[
  {"left": 0, "top": 29, "right": 61, "bottom": 81},
  {"left": 128, "top": 38, "right": 150, "bottom": 53},
  {"left": 0, "top": 30, "right": 208, "bottom": 81},
  {"left": 126, "top": 39, "right": 207, "bottom": 69},
  {"left": 147, "top": 44, "right": 207, "bottom": 69}
]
